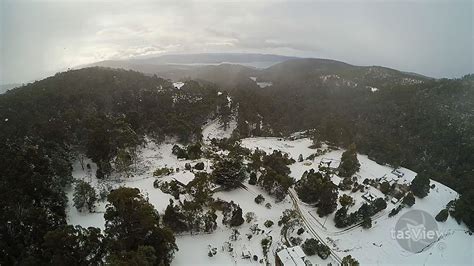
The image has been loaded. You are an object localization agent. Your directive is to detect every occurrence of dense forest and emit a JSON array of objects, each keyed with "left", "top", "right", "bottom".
[
  {"left": 232, "top": 69, "right": 474, "bottom": 195},
  {"left": 0, "top": 68, "right": 229, "bottom": 264}
]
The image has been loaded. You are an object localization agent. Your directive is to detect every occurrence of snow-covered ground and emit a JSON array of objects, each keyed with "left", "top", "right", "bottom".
[
  {"left": 66, "top": 125, "right": 473, "bottom": 265},
  {"left": 66, "top": 138, "right": 207, "bottom": 230},
  {"left": 240, "top": 137, "right": 473, "bottom": 265},
  {"left": 202, "top": 118, "right": 237, "bottom": 145}
]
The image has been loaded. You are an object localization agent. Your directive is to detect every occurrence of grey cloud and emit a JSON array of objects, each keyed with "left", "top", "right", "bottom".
[{"left": 1, "top": 0, "right": 472, "bottom": 83}]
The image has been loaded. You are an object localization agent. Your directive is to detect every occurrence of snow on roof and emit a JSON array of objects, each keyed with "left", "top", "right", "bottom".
[
  {"left": 367, "top": 86, "right": 379, "bottom": 92},
  {"left": 171, "top": 171, "right": 195, "bottom": 186},
  {"left": 173, "top": 82, "right": 185, "bottom": 89},
  {"left": 362, "top": 192, "right": 377, "bottom": 202},
  {"left": 277, "top": 246, "right": 306, "bottom": 266}
]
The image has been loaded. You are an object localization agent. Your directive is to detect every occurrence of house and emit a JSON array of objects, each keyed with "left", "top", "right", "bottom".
[
  {"left": 382, "top": 175, "right": 398, "bottom": 186},
  {"left": 275, "top": 246, "right": 308, "bottom": 266},
  {"left": 362, "top": 192, "right": 377, "bottom": 202}
]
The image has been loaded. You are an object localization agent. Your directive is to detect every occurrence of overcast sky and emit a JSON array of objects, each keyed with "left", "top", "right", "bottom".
[{"left": 1, "top": 0, "right": 472, "bottom": 84}]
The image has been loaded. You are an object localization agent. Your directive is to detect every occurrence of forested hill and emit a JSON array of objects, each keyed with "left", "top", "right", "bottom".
[
  {"left": 258, "top": 58, "right": 432, "bottom": 88},
  {"left": 0, "top": 67, "right": 231, "bottom": 264},
  {"left": 233, "top": 73, "right": 474, "bottom": 194}
]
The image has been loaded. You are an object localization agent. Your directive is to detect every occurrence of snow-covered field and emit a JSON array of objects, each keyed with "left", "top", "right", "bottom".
[
  {"left": 67, "top": 122, "right": 473, "bottom": 265},
  {"left": 202, "top": 118, "right": 237, "bottom": 144}
]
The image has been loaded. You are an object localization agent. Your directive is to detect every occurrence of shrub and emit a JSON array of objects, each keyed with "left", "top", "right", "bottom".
[
  {"left": 264, "top": 220, "right": 274, "bottom": 228},
  {"left": 245, "top": 212, "right": 256, "bottom": 223},
  {"left": 435, "top": 209, "right": 449, "bottom": 222},
  {"left": 339, "top": 194, "right": 354, "bottom": 207},
  {"left": 153, "top": 167, "right": 173, "bottom": 177},
  {"left": 194, "top": 162, "right": 205, "bottom": 170},
  {"left": 317, "top": 244, "right": 331, "bottom": 260},
  {"left": 361, "top": 217, "right": 372, "bottom": 229},
  {"left": 389, "top": 205, "right": 404, "bottom": 217},
  {"left": 255, "top": 194, "right": 265, "bottom": 204},
  {"left": 249, "top": 172, "right": 257, "bottom": 185},
  {"left": 297, "top": 228, "right": 305, "bottom": 235},
  {"left": 402, "top": 192, "right": 415, "bottom": 207},
  {"left": 301, "top": 238, "right": 319, "bottom": 256},
  {"left": 342, "top": 255, "right": 360, "bottom": 266}
]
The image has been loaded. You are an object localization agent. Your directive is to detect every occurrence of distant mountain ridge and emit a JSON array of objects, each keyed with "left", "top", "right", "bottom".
[
  {"left": 130, "top": 53, "right": 297, "bottom": 65},
  {"left": 82, "top": 53, "right": 431, "bottom": 90}
]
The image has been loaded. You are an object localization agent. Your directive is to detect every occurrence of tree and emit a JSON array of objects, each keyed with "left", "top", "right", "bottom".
[
  {"left": 435, "top": 209, "right": 449, "bottom": 222},
  {"left": 373, "top": 198, "right": 387, "bottom": 212},
  {"left": 163, "top": 200, "right": 188, "bottom": 233},
  {"left": 104, "top": 187, "right": 177, "bottom": 265},
  {"left": 264, "top": 220, "right": 274, "bottom": 228},
  {"left": 107, "top": 245, "right": 157, "bottom": 266},
  {"left": 338, "top": 143, "right": 360, "bottom": 177},
  {"left": 115, "top": 149, "right": 133, "bottom": 177},
  {"left": 402, "top": 192, "right": 415, "bottom": 207},
  {"left": 334, "top": 207, "right": 349, "bottom": 228},
  {"left": 43, "top": 225, "right": 105, "bottom": 265},
  {"left": 301, "top": 238, "right": 319, "bottom": 256},
  {"left": 411, "top": 173, "right": 430, "bottom": 198},
  {"left": 296, "top": 170, "right": 326, "bottom": 203},
  {"left": 342, "top": 255, "right": 360, "bottom": 266},
  {"left": 73, "top": 180, "right": 97, "bottom": 212},
  {"left": 186, "top": 172, "right": 213, "bottom": 206},
  {"left": 361, "top": 217, "right": 372, "bottom": 229},
  {"left": 298, "top": 154, "right": 304, "bottom": 162},
  {"left": 296, "top": 169, "right": 337, "bottom": 216},
  {"left": 194, "top": 162, "right": 205, "bottom": 170},
  {"left": 316, "top": 244, "right": 331, "bottom": 260},
  {"left": 212, "top": 157, "right": 246, "bottom": 190},
  {"left": 339, "top": 194, "right": 354, "bottom": 207},
  {"left": 258, "top": 151, "right": 294, "bottom": 201},
  {"left": 379, "top": 181, "right": 390, "bottom": 195},
  {"left": 229, "top": 206, "right": 244, "bottom": 227},
  {"left": 316, "top": 183, "right": 339, "bottom": 217},
  {"left": 203, "top": 209, "right": 218, "bottom": 233},
  {"left": 255, "top": 194, "right": 265, "bottom": 204},
  {"left": 249, "top": 149, "right": 264, "bottom": 171},
  {"left": 450, "top": 190, "right": 474, "bottom": 231},
  {"left": 249, "top": 172, "right": 257, "bottom": 185},
  {"left": 186, "top": 143, "right": 202, "bottom": 160},
  {"left": 172, "top": 145, "right": 188, "bottom": 159}
]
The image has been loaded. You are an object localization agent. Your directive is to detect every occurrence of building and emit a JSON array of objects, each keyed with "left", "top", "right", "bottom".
[
  {"left": 362, "top": 192, "right": 377, "bottom": 202},
  {"left": 275, "top": 246, "right": 309, "bottom": 266}
]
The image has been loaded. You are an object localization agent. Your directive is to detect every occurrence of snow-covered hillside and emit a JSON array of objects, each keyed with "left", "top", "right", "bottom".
[
  {"left": 240, "top": 137, "right": 473, "bottom": 265},
  {"left": 66, "top": 124, "right": 472, "bottom": 265}
]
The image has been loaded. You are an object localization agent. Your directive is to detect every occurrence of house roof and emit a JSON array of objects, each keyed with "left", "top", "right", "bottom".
[{"left": 277, "top": 246, "right": 306, "bottom": 266}]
